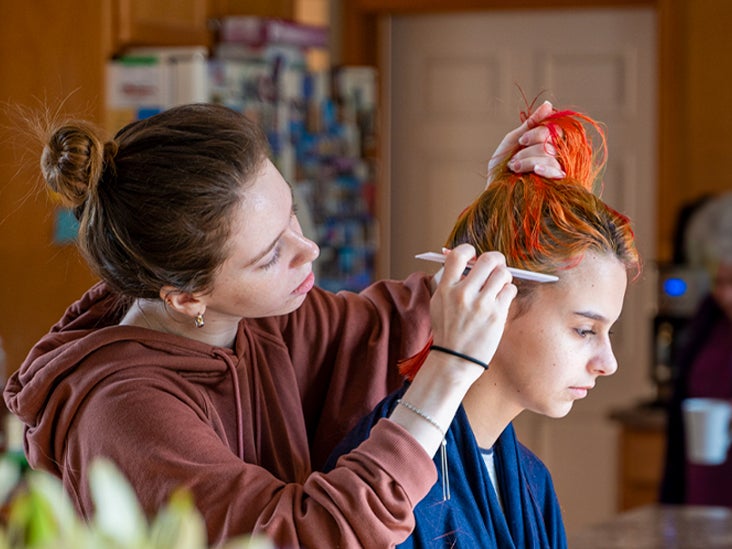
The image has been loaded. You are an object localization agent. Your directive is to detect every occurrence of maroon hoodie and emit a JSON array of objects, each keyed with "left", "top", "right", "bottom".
[{"left": 4, "top": 275, "right": 436, "bottom": 547}]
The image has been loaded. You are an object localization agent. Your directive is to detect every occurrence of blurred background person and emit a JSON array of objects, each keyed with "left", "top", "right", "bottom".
[{"left": 660, "top": 192, "right": 732, "bottom": 506}]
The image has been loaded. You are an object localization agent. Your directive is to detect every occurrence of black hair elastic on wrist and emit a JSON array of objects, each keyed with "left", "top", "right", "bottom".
[{"left": 430, "top": 345, "right": 489, "bottom": 370}]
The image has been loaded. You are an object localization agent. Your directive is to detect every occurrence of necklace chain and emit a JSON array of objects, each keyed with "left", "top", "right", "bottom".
[{"left": 136, "top": 301, "right": 179, "bottom": 336}]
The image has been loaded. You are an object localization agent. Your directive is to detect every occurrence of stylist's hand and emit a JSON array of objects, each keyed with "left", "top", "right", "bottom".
[
  {"left": 389, "top": 245, "right": 515, "bottom": 457},
  {"left": 487, "top": 100, "right": 565, "bottom": 187},
  {"left": 429, "top": 244, "right": 516, "bottom": 379}
]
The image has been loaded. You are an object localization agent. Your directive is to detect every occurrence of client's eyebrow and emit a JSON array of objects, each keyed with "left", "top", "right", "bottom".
[{"left": 573, "top": 310, "right": 608, "bottom": 322}]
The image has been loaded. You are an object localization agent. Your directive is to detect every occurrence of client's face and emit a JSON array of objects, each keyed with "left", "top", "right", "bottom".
[
  {"left": 490, "top": 251, "right": 627, "bottom": 418},
  {"left": 712, "top": 262, "right": 732, "bottom": 320}
]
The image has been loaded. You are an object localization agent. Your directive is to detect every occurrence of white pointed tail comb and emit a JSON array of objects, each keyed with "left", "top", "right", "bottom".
[{"left": 415, "top": 252, "right": 558, "bottom": 283}]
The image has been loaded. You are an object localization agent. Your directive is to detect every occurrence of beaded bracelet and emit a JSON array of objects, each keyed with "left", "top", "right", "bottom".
[
  {"left": 395, "top": 399, "right": 446, "bottom": 438},
  {"left": 430, "top": 344, "right": 489, "bottom": 370},
  {"left": 395, "top": 398, "right": 451, "bottom": 500}
]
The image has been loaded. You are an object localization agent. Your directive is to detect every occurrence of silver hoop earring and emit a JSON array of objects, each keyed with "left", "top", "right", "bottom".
[{"left": 194, "top": 312, "right": 205, "bottom": 328}]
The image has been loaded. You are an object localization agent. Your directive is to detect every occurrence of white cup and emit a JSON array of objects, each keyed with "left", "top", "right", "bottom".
[{"left": 682, "top": 397, "right": 732, "bottom": 465}]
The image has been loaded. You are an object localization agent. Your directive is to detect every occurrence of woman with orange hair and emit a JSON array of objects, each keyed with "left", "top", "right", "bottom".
[{"left": 326, "top": 107, "right": 641, "bottom": 548}]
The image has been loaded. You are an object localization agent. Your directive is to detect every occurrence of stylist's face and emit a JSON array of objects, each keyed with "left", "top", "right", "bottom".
[
  {"left": 712, "top": 262, "right": 732, "bottom": 320},
  {"left": 204, "top": 159, "right": 320, "bottom": 320}
]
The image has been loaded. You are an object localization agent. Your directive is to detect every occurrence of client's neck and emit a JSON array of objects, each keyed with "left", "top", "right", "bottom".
[{"left": 462, "top": 373, "right": 522, "bottom": 448}]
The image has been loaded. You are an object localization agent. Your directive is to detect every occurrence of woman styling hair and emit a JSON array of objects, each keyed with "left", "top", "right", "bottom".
[
  {"left": 327, "top": 107, "right": 641, "bottom": 548},
  {"left": 4, "top": 101, "right": 561, "bottom": 546}
]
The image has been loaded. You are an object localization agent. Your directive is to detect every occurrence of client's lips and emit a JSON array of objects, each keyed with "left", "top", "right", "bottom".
[{"left": 569, "top": 386, "right": 593, "bottom": 399}]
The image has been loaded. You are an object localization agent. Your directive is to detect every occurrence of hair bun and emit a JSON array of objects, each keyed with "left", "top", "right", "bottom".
[{"left": 40, "top": 122, "right": 105, "bottom": 207}]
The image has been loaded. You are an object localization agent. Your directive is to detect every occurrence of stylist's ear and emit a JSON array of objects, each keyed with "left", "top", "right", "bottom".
[{"left": 160, "top": 286, "right": 205, "bottom": 318}]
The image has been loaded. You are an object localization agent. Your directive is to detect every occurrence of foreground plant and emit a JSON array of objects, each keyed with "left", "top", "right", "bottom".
[{"left": 0, "top": 458, "right": 274, "bottom": 549}]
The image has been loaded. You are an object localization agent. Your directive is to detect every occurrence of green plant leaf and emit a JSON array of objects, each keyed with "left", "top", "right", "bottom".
[
  {"left": 149, "top": 489, "right": 207, "bottom": 549},
  {"left": 18, "top": 491, "right": 58, "bottom": 547},
  {"left": 25, "top": 468, "right": 81, "bottom": 541},
  {"left": 0, "top": 458, "right": 275, "bottom": 549},
  {"left": 0, "top": 458, "right": 21, "bottom": 506},
  {"left": 88, "top": 459, "right": 148, "bottom": 546}
]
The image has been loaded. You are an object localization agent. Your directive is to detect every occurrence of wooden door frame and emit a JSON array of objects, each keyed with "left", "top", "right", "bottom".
[{"left": 341, "top": 0, "right": 684, "bottom": 263}]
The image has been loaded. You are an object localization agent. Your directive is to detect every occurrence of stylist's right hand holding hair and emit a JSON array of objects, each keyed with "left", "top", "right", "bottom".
[{"left": 388, "top": 244, "right": 515, "bottom": 457}]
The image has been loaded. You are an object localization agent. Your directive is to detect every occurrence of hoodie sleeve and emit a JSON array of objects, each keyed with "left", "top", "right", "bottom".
[
  {"left": 9, "top": 276, "right": 438, "bottom": 547},
  {"left": 64, "top": 367, "right": 437, "bottom": 548},
  {"left": 277, "top": 272, "right": 434, "bottom": 468}
]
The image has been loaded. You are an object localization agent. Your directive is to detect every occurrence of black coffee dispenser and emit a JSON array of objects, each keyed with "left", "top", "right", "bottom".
[{"left": 651, "top": 264, "right": 710, "bottom": 405}]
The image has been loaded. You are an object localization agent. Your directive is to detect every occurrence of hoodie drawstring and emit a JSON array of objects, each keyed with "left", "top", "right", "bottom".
[{"left": 214, "top": 350, "right": 245, "bottom": 460}]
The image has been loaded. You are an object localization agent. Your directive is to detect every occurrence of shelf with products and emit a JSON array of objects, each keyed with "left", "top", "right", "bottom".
[{"left": 103, "top": 16, "right": 378, "bottom": 292}]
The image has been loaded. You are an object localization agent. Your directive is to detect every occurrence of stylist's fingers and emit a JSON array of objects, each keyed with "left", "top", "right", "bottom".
[
  {"left": 439, "top": 246, "right": 513, "bottom": 294},
  {"left": 432, "top": 250, "right": 515, "bottom": 364},
  {"left": 439, "top": 244, "right": 476, "bottom": 285},
  {"left": 509, "top": 142, "right": 565, "bottom": 179},
  {"left": 487, "top": 101, "right": 554, "bottom": 173},
  {"left": 517, "top": 124, "right": 559, "bottom": 148},
  {"left": 487, "top": 101, "right": 561, "bottom": 187},
  {"left": 462, "top": 253, "right": 515, "bottom": 361},
  {"left": 524, "top": 99, "right": 554, "bottom": 129},
  {"left": 459, "top": 251, "right": 512, "bottom": 297}
]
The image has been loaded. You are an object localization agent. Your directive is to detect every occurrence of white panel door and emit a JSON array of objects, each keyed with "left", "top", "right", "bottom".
[{"left": 387, "top": 8, "right": 657, "bottom": 534}]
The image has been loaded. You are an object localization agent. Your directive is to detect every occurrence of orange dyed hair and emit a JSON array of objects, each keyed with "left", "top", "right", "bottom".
[
  {"left": 447, "top": 108, "right": 640, "bottom": 280},
  {"left": 400, "top": 108, "right": 641, "bottom": 381}
]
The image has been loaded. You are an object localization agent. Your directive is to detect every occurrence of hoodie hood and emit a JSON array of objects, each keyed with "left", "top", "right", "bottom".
[{"left": 4, "top": 282, "right": 235, "bottom": 475}]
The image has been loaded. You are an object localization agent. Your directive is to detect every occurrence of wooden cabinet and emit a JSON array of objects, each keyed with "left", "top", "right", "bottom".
[
  {"left": 612, "top": 407, "right": 667, "bottom": 511},
  {"left": 114, "top": 0, "right": 212, "bottom": 48},
  {"left": 111, "top": 0, "right": 297, "bottom": 52},
  {"left": 209, "top": 0, "right": 295, "bottom": 19}
]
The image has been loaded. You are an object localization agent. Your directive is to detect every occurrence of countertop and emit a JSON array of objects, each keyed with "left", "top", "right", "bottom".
[
  {"left": 609, "top": 402, "right": 667, "bottom": 431},
  {"left": 568, "top": 504, "right": 732, "bottom": 548}
]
